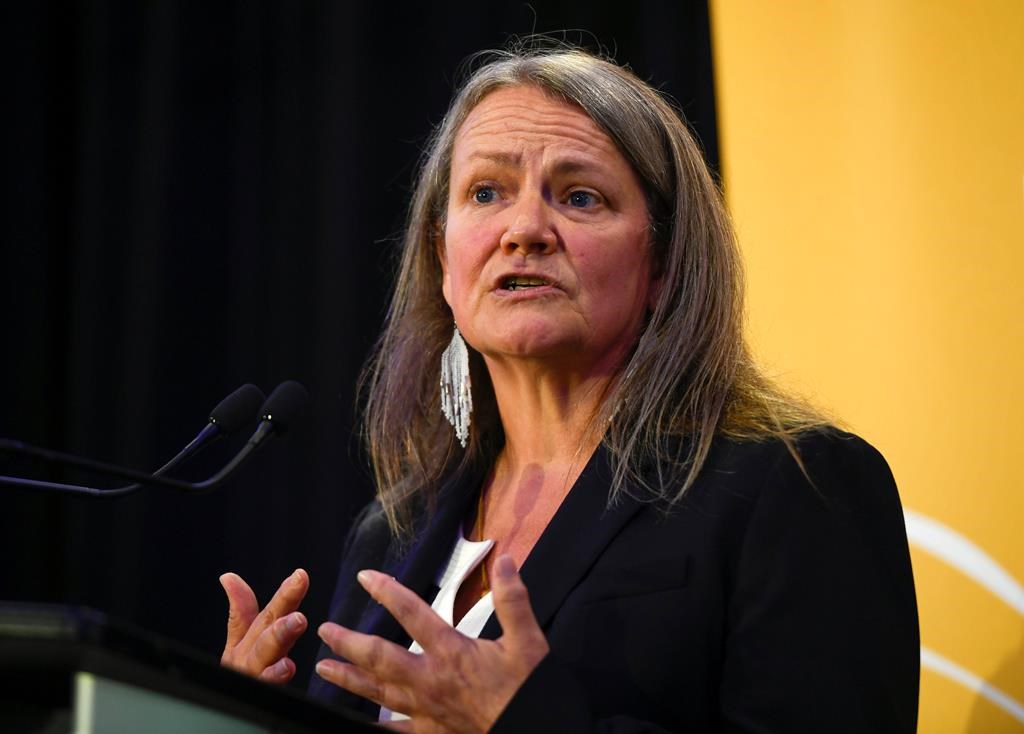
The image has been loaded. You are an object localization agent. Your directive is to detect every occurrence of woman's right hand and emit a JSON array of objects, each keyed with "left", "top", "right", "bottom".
[{"left": 219, "top": 568, "right": 310, "bottom": 683}]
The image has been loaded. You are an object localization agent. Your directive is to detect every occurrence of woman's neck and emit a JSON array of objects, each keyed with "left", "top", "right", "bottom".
[
  {"left": 484, "top": 356, "right": 614, "bottom": 472},
  {"left": 453, "top": 358, "right": 616, "bottom": 623}
]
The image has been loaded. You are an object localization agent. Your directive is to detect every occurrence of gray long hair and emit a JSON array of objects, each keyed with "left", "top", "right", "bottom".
[{"left": 362, "top": 46, "right": 823, "bottom": 535}]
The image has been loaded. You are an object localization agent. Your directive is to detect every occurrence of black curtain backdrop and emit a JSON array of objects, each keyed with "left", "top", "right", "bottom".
[{"left": 2, "top": 1, "right": 719, "bottom": 686}]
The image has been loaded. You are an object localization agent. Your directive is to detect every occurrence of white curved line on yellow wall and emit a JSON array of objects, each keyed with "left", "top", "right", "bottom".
[
  {"left": 904, "top": 509, "right": 1024, "bottom": 616},
  {"left": 921, "top": 647, "right": 1024, "bottom": 725}
]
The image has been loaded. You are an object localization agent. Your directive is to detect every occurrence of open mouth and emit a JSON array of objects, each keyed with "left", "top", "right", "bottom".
[{"left": 501, "top": 276, "right": 551, "bottom": 291}]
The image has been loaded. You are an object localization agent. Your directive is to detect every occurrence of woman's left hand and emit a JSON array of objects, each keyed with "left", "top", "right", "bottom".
[{"left": 315, "top": 555, "right": 549, "bottom": 733}]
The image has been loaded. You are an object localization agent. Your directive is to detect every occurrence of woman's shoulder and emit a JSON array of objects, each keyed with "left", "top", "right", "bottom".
[
  {"left": 340, "top": 498, "right": 392, "bottom": 565},
  {"left": 710, "top": 424, "right": 885, "bottom": 464},
  {"left": 695, "top": 426, "right": 899, "bottom": 512}
]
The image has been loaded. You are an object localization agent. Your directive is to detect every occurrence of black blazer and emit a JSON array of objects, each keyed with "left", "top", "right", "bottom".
[{"left": 309, "top": 429, "right": 919, "bottom": 732}]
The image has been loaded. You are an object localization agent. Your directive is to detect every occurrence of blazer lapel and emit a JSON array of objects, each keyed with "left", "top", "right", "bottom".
[
  {"left": 479, "top": 444, "right": 645, "bottom": 639},
  {"left": 354, "top": 460, "right": 486, "bottom": 646}
]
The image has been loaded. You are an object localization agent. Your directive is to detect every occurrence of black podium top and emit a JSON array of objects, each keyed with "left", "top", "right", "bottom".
[{"left": 0, "top": 603, "right": 379, "bottom": 733}]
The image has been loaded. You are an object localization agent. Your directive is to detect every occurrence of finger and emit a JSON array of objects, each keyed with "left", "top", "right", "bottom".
[
  {"left": 245, "top": 568, "right": 310, "bottom": 643},
  {"left": 356, "top": 570, "right": 454, "bottom": 654},
  {"left": 315, "top": 657, "right": 414, "bottom": 715},
  {"left": 219, "top": 572, "right": 259, "bottom": 651},
  {"left": 248, "top": 611, "right": 307, "bottom": 671},
  {"left": 318, "top": 622, "right": 419, "bottom": 685},
  {"left": 258, "top": 656, "right": 296, "bottom": 684},
  {"left": 491, "top": 555, "right": 547, "bottom": 654}
]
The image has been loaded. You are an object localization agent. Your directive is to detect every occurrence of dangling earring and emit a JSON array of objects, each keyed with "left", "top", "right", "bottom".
[{"left": 440, "top": 323, "right": 472, "bottom": 448}]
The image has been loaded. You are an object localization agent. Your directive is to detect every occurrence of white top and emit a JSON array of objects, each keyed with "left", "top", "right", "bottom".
[{"left": 378, "top": 529, "right": 496, "bottom": 723}]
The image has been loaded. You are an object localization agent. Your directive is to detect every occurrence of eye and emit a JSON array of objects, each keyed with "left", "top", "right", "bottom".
[
  {"left": 473, "top": 186, "right": 497, "bottom": 204},
  {"left": 568, "top": 190, "right": 599, "bottom": 208}
]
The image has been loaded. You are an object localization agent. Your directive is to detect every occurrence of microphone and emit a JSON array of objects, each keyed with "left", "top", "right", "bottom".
[
  {"left": 149, "top": 383, "right": 267, "bottom": 478},
  {"left": 0, "top": 383, "right": 267, "bottom": 497},
  {"left": 188, "top": 380, "right": 309, "bottom": 492},
  {"left": 182, "top": 384, "right": 268, "bottom": 464},
  {"left": 0, "top": 382, "right": 305, "bottom": 497}
]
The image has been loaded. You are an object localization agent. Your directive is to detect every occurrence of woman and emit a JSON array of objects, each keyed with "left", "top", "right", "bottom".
[{"left": 220, "top": 46, "right": 919, "bottom": 732}]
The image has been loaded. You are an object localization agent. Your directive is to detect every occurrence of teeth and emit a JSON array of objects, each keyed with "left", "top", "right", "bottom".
[{"left": 503, "top": 276, "right": 549, "bottom": 290}]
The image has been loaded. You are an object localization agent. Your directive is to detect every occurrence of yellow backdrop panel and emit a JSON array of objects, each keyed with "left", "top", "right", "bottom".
[{"left": 710, "top": 1, "right": 1024, "bottom": 730}]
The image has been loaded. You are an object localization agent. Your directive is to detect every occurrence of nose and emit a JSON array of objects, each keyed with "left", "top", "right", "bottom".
[{"left": 499, "top": 191, "right": 557, "bottom": 256}]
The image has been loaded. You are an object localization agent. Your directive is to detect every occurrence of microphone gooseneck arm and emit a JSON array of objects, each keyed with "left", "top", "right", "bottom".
[{"left": 0, "top": 383, "right": 287, "bottom": 497}]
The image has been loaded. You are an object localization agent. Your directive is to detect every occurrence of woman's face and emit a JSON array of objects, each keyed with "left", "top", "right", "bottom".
[{"left": 440, "top": 85, "right": 658, "bottom": 376}]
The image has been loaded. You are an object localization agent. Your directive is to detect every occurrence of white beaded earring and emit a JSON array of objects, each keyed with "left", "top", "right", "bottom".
[{"left": 440, "top": 324, "right": 472, "bottom": 447}]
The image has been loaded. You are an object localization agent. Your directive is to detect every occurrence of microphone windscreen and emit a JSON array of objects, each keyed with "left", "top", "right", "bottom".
[
  {"left": 259, "top": 381, "right": 309, "bottom": 433},
  {"left": 209, "top": 384, "right": 266, "bottom": 434}
]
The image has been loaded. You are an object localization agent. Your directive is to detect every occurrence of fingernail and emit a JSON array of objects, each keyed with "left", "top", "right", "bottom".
[
  {"left": 356, "top": 570, "right": 373, "bottom": 588},
  {"left": 317, "top": 623, "right": 330, "bottom": 641},
  {"left": 290, "top": 569, "right": 304, "bottom": 585},
  {"left": 315, "top": 660, "right": 331, "bottom": 677},
  {"left": 286, "top": 614, "right": 304, "bottom": 633},
  {"left": 495, "top": 555, "right": 517, "bottom": 579}
]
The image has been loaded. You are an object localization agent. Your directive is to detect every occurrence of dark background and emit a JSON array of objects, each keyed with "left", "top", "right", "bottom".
[{"left": 1, "top": 0, "right": 719, "bottom": 688}]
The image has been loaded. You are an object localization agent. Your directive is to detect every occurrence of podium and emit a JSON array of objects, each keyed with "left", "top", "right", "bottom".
[{"left": 0, "top": 604, "right": 379, "bottom": 733}]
